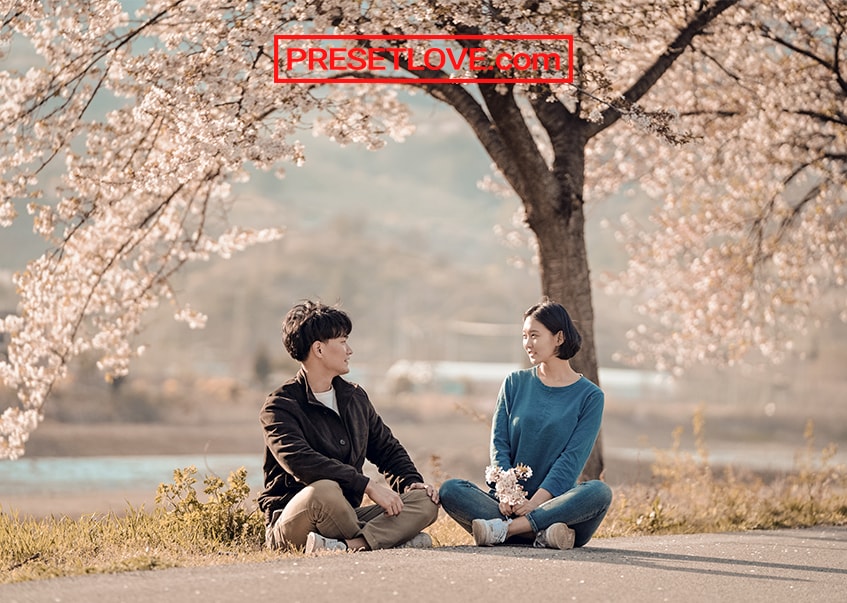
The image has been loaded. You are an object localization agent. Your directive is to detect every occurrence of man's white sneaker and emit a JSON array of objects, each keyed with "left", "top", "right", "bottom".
[
  {"left": 533, "top": 523, "right": 575, "bottom": 550},
  {"left": 305, "top": 531, "right": 348, "bottom": 553},
  {"left": 472, "top": 518, "right": 509, "bottom": 546},
  {"left": 396, "top": 532, "right": 433, "bottom": 549}
]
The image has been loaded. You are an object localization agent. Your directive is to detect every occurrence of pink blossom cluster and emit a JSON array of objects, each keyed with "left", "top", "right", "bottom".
[{"left": 485, "top": 463, "right": 533, "bottom": 506}]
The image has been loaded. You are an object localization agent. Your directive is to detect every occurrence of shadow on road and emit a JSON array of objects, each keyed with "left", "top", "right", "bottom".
[{"left": 431, "top": 527, "right": 847, "bottom": 582}]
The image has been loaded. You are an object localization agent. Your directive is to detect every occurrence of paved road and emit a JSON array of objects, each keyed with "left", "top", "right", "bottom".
[{"left": 3, "top": 527, "right": 846, "bottom": 602}]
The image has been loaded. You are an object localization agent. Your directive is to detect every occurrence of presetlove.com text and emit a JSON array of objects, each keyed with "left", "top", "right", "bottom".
[{"left": 273, "top": 34, "right": 573, "bottom": 84}]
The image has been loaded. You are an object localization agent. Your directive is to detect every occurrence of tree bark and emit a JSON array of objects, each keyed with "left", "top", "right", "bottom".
[
  {"left": 520, "top": 126, "right": 604, "bottom": 482},
  {"left": 528, "top": 189, "right": 604, "bottom": 482}
]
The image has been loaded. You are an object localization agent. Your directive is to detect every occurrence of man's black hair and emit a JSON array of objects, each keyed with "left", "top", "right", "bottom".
[{"left": 282, "top": 300, "right": 352, "bottom": 361}]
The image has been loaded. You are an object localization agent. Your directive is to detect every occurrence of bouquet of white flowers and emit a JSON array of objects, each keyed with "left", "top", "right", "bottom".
[{"left": 485, "top": 463, "right": 533, "bottom": 506}]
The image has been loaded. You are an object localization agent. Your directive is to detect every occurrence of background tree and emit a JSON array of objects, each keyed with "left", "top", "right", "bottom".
[
  {"left": 609, "top": 0, "right": 846, "bottom": 371},
  {"left": 1, "top": 1, "right": 844, "bottom": 466}
]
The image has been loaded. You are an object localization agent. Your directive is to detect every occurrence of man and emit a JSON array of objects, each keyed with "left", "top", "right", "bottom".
[{"left": 259, "top": 300, "right": 439, "bottom": 553}]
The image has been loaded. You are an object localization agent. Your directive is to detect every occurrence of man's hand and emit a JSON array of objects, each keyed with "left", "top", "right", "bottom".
[
  {"left": 406, "top": 481, "right": 440, "bottom": 504},
  {"left": 365, "top": 480, "right": 404, "bottom": 516}
]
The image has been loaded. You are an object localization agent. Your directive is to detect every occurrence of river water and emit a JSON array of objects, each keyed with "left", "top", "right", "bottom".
[
  {"left": 0, "top": 454, "right": 262, "bottom": 496},
  {"left": 3, "top": 444, "right": 844, "bottom": 498}
]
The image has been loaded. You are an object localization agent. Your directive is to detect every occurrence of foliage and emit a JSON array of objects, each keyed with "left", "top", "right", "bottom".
[
  {"left": 154, "top": 465, "right": 265, "bottom": 548},
  {"left": 607, "top": 0, "right": 847, "bottom": 371}
]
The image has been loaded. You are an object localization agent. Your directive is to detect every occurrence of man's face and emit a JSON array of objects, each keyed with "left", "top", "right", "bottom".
[{"left": 317, "top": 335, "right": 352, "bottom": 376}]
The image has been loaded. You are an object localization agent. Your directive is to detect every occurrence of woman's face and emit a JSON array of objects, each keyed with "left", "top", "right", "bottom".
[{"left": 522, "top": 316, "right": 563, "bottom": 365}]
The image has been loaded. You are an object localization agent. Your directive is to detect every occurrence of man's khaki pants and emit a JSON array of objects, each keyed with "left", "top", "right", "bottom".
[{"left": 266, "top": 479, "right": 439, "bottom": 551}]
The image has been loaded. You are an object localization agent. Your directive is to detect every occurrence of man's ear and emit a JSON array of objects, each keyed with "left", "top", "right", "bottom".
[{"left": 311, "top": 340, "right": 323, "bottom": 358}]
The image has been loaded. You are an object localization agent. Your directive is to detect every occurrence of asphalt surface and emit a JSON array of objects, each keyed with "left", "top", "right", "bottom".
[{"left": 3, "top": 527, "right": 846, "bottom": 602}]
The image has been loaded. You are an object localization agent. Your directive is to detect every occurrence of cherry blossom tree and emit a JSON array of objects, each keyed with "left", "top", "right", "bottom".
[
  {"left": 1, "top": 0, "right": 844, "bottom": 473},
  {"left": 609, "top": 1, "right": 847, "bottom": 371}
]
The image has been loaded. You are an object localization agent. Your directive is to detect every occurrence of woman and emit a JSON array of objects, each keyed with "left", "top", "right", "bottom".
[{"left": 439, "top": 300, "right": 612, "bottom": 549}]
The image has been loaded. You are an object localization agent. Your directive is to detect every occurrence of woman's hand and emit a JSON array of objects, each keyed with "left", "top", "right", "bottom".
[
  {"left": 512, "top": 488, "right": 552, "bottom": 516},
  {"left": 498, "top": 501, "right": 515, "bottom": 517},
  {"left": 511, "top": 499, "right": 540, "bottom": 516}
]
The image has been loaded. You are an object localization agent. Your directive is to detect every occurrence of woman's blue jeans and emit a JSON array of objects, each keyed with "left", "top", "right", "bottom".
[{"left": 439, "top": 478, "right": 612, "bottom": 548}]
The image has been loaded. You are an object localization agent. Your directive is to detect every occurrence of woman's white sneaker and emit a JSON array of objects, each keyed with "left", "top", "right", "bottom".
[
  {"left": 472, "top": 518, "right": 509, "bottom": 546},
  {"left": 534, "top": 523, "right": 575, "bottom": 550}
]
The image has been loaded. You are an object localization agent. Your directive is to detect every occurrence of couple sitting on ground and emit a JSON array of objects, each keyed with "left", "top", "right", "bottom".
[{"left": 258, "top": 299, "right": 613, "bottom": 553}]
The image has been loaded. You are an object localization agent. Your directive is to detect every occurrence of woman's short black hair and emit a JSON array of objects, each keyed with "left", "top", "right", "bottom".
[
  {"left": 523, "top": 299, "right": 582, "bottom": 360},
  {"left": 282, "top": 300, "right": 352, "bottom": 361}
]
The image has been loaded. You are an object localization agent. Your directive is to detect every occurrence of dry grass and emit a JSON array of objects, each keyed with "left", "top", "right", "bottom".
[
  {"left": 595, "top": 414, "right": 847, "bottom": 537},
  {"left": 2, "top": 414, "right": 846, "bottom": 584},
  {"left": 1, "top": 467, "right": 276, "bottom": 583}
]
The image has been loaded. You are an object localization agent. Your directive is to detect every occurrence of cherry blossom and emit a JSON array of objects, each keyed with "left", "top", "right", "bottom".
[
  {"left": 1, "top": 1, "right": 844, "bottom": 461},
  {"left": 486, "top": 463, "right": 533, "bottom": 506}
]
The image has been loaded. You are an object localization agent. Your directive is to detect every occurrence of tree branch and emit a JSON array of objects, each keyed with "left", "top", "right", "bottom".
[
  {"left": 475, "top": 83, "right": 553, "bottom": 203},
  {"left": 587, "top": 0, "right": 740, "bottom": 138}
]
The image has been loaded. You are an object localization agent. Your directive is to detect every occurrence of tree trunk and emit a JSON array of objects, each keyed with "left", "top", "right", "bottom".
[
  {"left": 529, "top": 200, "right": 604, "bottom": 481},
  {"left": 522, "top": 138, "right": 604, "bottom": 482}
]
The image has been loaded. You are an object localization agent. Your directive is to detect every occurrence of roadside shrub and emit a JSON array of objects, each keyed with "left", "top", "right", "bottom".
[{"left": 154, "top": 465, "right": 265, "bottom": 550}]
